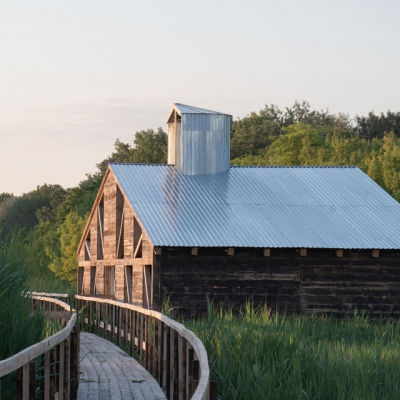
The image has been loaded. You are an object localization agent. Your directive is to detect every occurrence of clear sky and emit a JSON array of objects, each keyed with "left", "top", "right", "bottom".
[{"left": 1, "top": 0, "right": 400, "bottom": 195}]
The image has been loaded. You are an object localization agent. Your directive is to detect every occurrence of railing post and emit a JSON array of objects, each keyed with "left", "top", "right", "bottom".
[
  {"left": 44, "top": 352, "right": 50, "bottom": 400},
  {"left": 145, "top": 315, "right": 149, "bottom": 371},
  {"left": 117, "top": 305, "right": 122, "bottom": 346},
  {"left": 186, "top": 346, "right": 193, "bottom": 399},
  {"left": 59, "top": 340, "right": 65, "bottom": 400},
  {"left": 192, "top": 358, "right": 200, "bottom": 397},
  {"left": 124, "top": 307, "right": 128, "bottom": 348},
  {"left": 130, "top": 310, "right": 136, "bottom": 357},
  {"left": 104, "top": 303, "right": 107, "bottom": 339},
  {"left": 70, "top": 326, "right": 80, "bottom": 400},
  {"left": 139, "top": 313, "right": 144, "bottom": 361},
  {"left": 209, "top": 381, "right": 218, "bottom": 400},
  {"left": 88, "top": 301, "right": 92, "bottom": 333},
  {"left": 49, "top": 347, "right": 57, "bottom": 399},
  {"left": 63, "top": 337, "right": 70, "bottom": 400},
  {"left": 157, "top": 319, "right": 162, "bottom": 383},
  {"left": 178, "top": 335, "right": 187, "bottom": 400},
  {"left": 163, "top": 324, "right": 170, "bottom": 398},
  {"left": 169, "top": 328, "right": 177, "bottom": 400}
]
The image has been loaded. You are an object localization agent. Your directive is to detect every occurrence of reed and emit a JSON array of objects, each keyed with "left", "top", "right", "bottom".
[
  {"left": 185, "top": 301, "right": 400, "bottom": 400},
  {"left": 0, "top": 240, "right": 47, "bottom": 398}
]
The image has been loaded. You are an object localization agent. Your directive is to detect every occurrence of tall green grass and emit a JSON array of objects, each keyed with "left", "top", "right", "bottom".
[
  {"left": 0, "top": 240, "right": 47, "bottom": 398},
  {"left": 185, "top": 302, "right": 400, "bottom": 400}
]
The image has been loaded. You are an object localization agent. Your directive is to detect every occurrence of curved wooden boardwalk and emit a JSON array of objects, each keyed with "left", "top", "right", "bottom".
[{"left": 78, "top": 332, "right": 167, "bottom": 400}]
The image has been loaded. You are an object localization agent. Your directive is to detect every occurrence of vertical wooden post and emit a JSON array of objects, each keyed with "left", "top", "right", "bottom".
[
  {"left": 209, "top": 381, "right": 218, "bottom": 400},
  {"left": 178, "top": 336, "right": 186, "bottom": 400},
  {"left": 96, "top": 302, "right": 101, "bottom": 335},
  {"left": 28, "top": 361, "right": 35, "bottom": 400},
  {"left": 157, "top": 319, "right": 162, "bottom": 383},
  {"left": 73, "top": 328, "right": 81, "bottom": 398},
  {"left": 104, "top": 303, "right": 108, "bottom": 339},
  {"left": 17, "top": 362, "right": 35, "bottom": 400},
  {"left": 49, "top": 347, "right": 57, "bottom": 400},
  {"left": 111, "top": 305, "right": 115, "bottom": 343},
  {"left": 124, "top": 308, "right": 129, "bottom": 348},
  {"left": 192, "top": 359, "right": 200, "bottom": 396},
  {"left": 63, "top": 337, "right": 70, "bottom": 400},
  {"left": 163, "top": 325, "right": 169, "bottom": 396},
  {"left": 187, "top": 347, "right": 194, "bottom": 398},
  {"left": 169, "top": 329, "right": 176, "bottom": 400},
  {"left": 145, "top": 315, "right": 150, "bottom": 371},
  {"left": 58, "top": 340, "right": 65, "bottom": 400},
  {"left": 69, "top": 330, "right": 76, "bottom": 400},
  {"left": 117, "top": 306, "right": 122, "bottom": 346},
  {"left": 16, "top": 366, "right": 22, "bottom": 399},
  {"left": 130, "top": 310, "right": 136, "bottom": 357},
  {"left": 139, "top": 313, "right": 144, "bottom": 360},
  {"left": 88, "top": 301, "right": 92, "bottom": 333},
  {"left": 44, "top": 352, "right": 50, "bottom": 400}
]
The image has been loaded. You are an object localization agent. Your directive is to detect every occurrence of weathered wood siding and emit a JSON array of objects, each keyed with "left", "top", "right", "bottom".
[
  {"left": 77, "top": 170, "right": 154, "bottom": 305},
  {"left": 158, "top": 248, "right": 400, "bottom": 317}
]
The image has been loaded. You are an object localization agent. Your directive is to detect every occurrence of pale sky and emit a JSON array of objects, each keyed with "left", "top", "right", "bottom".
[{"left": 1, "top": 0, "right": 400, "bottom": 195}]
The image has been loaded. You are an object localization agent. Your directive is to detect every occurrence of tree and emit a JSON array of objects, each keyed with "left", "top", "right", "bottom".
[
  {"left": 354, "top": 111, "right": 400, "bottom": 140},
  {"left": 132, "top": 128, "right": 167, "bottom": 164},
  {"left": 0, "top": 185, "right": 67, "bottom": 238},
  {"left": 47, "top": 212, "right": 87, "bottom": 283}
]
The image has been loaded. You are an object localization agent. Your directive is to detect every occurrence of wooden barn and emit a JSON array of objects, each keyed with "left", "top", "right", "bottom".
[{"left": 77, "top": 103, "right": 400, "bottom": 316}]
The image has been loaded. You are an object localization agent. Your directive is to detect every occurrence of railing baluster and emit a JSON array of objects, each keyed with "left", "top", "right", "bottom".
[
  {"left": 44, "top": 351, "right": 50, "bottom": 400},
  {"left": 130, "top": 310, "right": 135, "bottom": 356},
  {"left": 178, "top": 336, "right": 187, "bottom": 400},
  {"left": 187, "top": 346, "right": 194, "bottom": 399},
  {"left": 163, "top": 324, "right": 169, "bottom": 397},
  {"left": 117, "top": 304, "right": 122, "bottom": 346},
  {"left": 50, "top": 347, "right": 57, "bottom": 399},
  {"left": 139, "top": 313, "right": 144, "bottom": 361},
  {"left": 63, "top": 337, "right": 70, "bottom": 400},
  {"left": 88, "top": 301, "right": 92, "bottom": 333},
  {"left": 169, "top": 328, "right": 176, "bottom": 400},
  {"left": 157, "top": 319, "right": 162, "bottom": 383},
  {"left": 111, "top": 304, "right": 115, "bottom": 342}
]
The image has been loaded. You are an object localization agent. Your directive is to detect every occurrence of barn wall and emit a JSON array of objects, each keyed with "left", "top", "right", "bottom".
[
  {"left": 77, "top": 170, "right": 155, "bottom": 305},
  {"left": 159, "top": 248, "right": 400, "bottom": 317}
]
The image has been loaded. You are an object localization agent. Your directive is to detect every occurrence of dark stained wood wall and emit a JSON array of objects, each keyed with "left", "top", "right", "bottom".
[{"left": 157, "top": 247, "right": 400, "bottom": 317}]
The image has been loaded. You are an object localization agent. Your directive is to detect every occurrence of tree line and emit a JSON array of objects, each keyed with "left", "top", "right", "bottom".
[{"left": 1, "top": 102, "right": 400, "bottom": 289}]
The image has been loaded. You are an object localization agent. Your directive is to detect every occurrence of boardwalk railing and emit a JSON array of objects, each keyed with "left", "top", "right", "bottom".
[
  {"left": 75, "top": 295, "right": 213, "bottom": 400},
  {"left": 0, "top": 296, "right": 79, "bottom": 400}
]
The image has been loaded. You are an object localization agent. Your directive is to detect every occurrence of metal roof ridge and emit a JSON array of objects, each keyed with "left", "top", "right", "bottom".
[
  {"left": 110, "top": 162, "right": 170, "bottom": 166},
  {"left": 230, "top": 165, "right": 359, "bottom": 169},
  {"left": 175, "top": 103, "right": 226, "bottom": 114}
]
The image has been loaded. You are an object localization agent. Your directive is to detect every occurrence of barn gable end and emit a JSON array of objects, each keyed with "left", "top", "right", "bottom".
[{"left": 77, "top": 167, "right": 157, "bottom": 308}]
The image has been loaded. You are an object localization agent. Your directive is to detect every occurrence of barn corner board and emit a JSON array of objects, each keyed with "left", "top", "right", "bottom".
[{"left": 77, "top": 103, "right": 400, "bottom": 317}]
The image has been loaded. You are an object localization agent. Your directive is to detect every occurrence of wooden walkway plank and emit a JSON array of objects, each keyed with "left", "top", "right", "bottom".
[{"left": 78, "top": 332, "right": 166, "bottom": 400}]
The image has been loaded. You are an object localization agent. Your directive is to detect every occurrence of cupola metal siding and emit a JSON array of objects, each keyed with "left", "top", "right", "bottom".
[
  {"left": 181, "top": 113, "right": 231, "bottom": 175},
  {"left": 167, "top": 103, "right": 231, "bottom": 175}
]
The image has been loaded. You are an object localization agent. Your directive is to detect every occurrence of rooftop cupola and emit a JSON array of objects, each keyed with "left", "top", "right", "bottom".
[{"left": 166, "top": 103, "right": 231, "bottom": 175}]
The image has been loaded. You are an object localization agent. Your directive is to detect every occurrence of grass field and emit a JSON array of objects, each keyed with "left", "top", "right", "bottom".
[{"left": 185, "top": 302, "right": 400, "bottom": 400}]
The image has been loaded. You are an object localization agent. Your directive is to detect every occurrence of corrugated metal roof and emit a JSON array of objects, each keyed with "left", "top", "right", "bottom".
[
  {"left": 111, "top": 164, "right": 400, "bottom": 249},
  {"left": 175, "top": 103, "right": 229, "bottom": 115}
]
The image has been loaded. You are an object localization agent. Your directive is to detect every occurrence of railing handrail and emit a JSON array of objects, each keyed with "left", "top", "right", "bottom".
[
  {"left": 75, "top": 294, "right": 211, "bottom": 400},
  {"left": 28, "top": 291, "right": 70, "bottom": 298},
  {"left": 0, "top": 296, "right": 76, "bottom": 378}
]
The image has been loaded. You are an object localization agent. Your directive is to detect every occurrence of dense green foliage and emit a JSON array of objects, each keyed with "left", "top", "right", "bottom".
[
  {"left": 2, "top": 102, "right": 400, "bottom": 290},
  {"left": 186, "top": 303, "right": 400, "bottom": 400}
]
